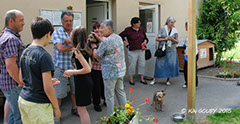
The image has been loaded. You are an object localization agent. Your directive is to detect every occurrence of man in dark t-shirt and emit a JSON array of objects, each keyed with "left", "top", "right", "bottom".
[{"left": 18, "top": 16, "right": 61, "bottom": 124}]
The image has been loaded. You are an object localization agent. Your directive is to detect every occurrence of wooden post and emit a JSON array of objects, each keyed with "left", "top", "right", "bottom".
[{"left": 187, "top": 0, "right": 196, "bottom": 122}]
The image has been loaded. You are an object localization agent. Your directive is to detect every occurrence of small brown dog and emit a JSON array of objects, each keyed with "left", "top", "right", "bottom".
[
  {"left": 88, "top": 33, "right": 100, "bottom": 62},
  {"left": 151, "top": 91, "right": 166, "bottom": 111},
  {"left": 88, "top": 33, "right": 99, "bottom": 46}
]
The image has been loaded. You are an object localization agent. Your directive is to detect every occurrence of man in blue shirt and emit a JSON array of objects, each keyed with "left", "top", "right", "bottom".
[{"left": 51, "top": 11, "right": 78, "bottom": 118}]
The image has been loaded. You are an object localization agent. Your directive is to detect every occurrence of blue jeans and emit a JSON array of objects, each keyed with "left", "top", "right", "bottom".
[{"left": 2, "top": 86, "right": 22, "bottom": 124}]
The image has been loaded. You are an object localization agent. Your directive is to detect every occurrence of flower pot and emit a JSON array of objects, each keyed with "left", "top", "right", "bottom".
[{"left": 129, "top": 112, "right": 140, "bottom": 124}]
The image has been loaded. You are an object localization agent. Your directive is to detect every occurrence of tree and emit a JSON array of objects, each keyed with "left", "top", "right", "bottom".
[{"left": 197, "top": 0, "right": 240, "bottom": 65}]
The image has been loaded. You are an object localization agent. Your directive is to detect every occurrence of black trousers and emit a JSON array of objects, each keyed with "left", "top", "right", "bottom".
[
  {"left": 184, "top": 54, "right": 199, "bottom": 87},
  {"left": 91, "top": 69, "right": 105, "bottom": 106}
]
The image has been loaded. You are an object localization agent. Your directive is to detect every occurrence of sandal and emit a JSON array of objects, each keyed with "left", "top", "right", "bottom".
[
  {"left": 140, "top": 80, "right": 148, "bottom": 85},
  {"left": 129, "top": 81, "right": 135, "bottom": 85}
]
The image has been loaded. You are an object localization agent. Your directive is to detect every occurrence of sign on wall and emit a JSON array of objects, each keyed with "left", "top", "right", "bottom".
[
  {"left": 200, "top": 48, "right": 207, "bottom": 58},
  {"left": 40, "top": 9, "right": 82, "bottom": 28},
  {"left": 146, "top": 22, "right": 153, "bottom": 33},
  {"left": 73, "top": 13, "right": 82, "bottom": 28}
]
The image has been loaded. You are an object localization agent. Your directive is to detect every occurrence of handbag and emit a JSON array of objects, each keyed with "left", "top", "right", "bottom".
[
  {"left": 145, "top": 49, "right": 151, "bottom": 60},
  {"left": 154, "top": 44, "right": 166, "bottom": 57}
]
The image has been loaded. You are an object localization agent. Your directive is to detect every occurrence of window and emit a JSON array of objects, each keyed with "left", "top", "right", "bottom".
[{"left": 140, "top": 8, "right": 155, "bottom": 33}]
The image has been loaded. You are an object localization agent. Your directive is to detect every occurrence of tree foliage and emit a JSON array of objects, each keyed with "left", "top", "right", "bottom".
[{"left": 197, "top": 0, "right": 240, "bottom": 64}]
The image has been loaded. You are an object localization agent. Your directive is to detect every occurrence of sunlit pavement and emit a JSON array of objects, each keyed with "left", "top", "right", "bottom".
[
  {"left": 1, "top": 74, "right": 239, "bottom": 124},
  {"left": 59, "top": 74, "right": 240, "bottom": 124}
]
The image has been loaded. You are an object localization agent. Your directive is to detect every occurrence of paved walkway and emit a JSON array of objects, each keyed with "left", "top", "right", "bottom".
[
  {"left": 58, "top": 74, "right": 240, "bottom": 124},
  {"left": 0, "top": 74, "right": 239, "bottom": 123}
]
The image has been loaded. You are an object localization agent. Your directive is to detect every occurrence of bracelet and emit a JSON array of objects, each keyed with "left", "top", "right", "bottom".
[{"left": 93, "top": 47, "right": 98, "bottom": 50}]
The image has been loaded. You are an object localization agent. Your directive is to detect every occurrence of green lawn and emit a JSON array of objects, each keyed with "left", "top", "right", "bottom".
[
  {"left": 222, "top": 44, "right": 240, "bottom": 59},
  {"left": 177, "top": 109, "right": 240, "bottom": 124},
  {"left": 206, "top": 108, "right": 240, "bottom": 124}
]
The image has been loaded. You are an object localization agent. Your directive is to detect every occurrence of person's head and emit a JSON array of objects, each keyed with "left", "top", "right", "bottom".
[
  {"left": 61, "top": 11, "right": 74, "bottom": 31},
  {"left": 185, "top": 22, "right": 188, "bottom": 31},
  {"left": 165, "top": 17, "right": 176, "bottom": 28},
  {"left": 100, "top": 20, "right": 114, "bottom": 37},
  {"left": 5, "top": 9, "right": 24, "bottom": 33},
  {"left": 31, "top": 16, "right": 54, "bottom": 46},
  {"left": 131, "top": 17, "right": 141, "bottom": 28},
  {"left": 92, "top": 22, "right": 101, "bottom": 33},
  {"left": 71, "top": 26, "right": 92, "bottom": 55}
]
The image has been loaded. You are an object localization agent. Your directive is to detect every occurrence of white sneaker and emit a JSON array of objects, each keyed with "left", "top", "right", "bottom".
[
  {"left": 150, "top": 81, "right": 155, "bottom": 85},
  {"left": 182, "top": 84, "right": 187, "bottom": 88},
  {"left": 166, "top": 82, "right": 171, "bottom": 86}
]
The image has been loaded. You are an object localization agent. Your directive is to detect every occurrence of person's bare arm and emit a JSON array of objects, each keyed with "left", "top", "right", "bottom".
[
  {"left": 91, "top": 44, "right": 101, "bottom": 62},
  {"left": 55, "top": 43, "right": 73, "bottom": 53},
  {"left": 63, "top": 50, "right": 91, "bottom": 77},
  {"left": 123, "top": 40, "right": 129, "bottom": 46},
  {"left": 91, "top": 32, "right": 103, "bottom": 42},
  {"left": 42, "top": 72, "right": 61, "bottom": 120},
  {"left": 170, "top": 37, "right": 179, "bottom": 44},
  {"left": 5, "top": 57, "right": 24, "bottom": 86},
  {"left": 18, "top": 68, "right": 25, "bottom": 87},
  {"left": 64, "top": 38, "right": 72, "bottom": 45},
  {"left": 88, "top": 58, "right": 92, "bottom": 69},
  {"left": 155, "top": 36, "right": 169, "bottom": 42},
  {"left": 52, "top": 78, "right": 60, "bottom": 86}
]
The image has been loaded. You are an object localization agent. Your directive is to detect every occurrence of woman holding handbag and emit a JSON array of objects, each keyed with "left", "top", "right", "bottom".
[
  {"left": 119, "top": 17, "right": 149, "bottom": 85},
  {"left": 150, "top": 17, "right": 180, "bottom": 85}
]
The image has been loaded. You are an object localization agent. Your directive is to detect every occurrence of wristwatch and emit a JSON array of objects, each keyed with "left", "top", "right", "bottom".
[{"left": 93, "top": 47, "right": 98, "bottom": 50}]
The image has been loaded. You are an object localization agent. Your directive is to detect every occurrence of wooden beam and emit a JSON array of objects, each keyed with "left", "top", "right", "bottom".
[{"left": 187, "top": 0, "right": 197, "bottom": 122}]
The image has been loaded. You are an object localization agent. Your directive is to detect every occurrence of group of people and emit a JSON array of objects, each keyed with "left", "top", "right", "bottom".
[
  {"left": 120, "top": 16, "right": 198, "bottom": 87},
  {"left": 0, "top": 9, "right": 198, "bottom": 124},
  {"left": 0, "top": 9, "right": 129, "bottom": 124}
]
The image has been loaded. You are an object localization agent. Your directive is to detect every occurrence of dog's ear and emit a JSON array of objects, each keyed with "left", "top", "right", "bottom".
[{"left": 162, "top": 92, "right": 166, "bottom": 97}]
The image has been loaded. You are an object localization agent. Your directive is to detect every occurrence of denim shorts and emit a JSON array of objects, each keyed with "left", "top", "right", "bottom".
[{"left": 54, "top": 67, "right": 75, "bottom": 99}]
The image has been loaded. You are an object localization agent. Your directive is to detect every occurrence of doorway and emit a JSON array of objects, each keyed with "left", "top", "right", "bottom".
[
  {"left": 87, "top": 0, "right": 112, "bottom": 34},
  {"left": 139, "top": 5, "right": 159, "bottom": 77}
]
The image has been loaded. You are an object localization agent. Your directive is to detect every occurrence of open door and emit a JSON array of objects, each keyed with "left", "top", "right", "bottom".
[
  {"left": 139, "top": 5, "right": 159, "bottom": 78},
  {"left": 87, "top": 0, "right": 112, "bottom": 34},
  {"left": 87, "top": 3, "right": 107, "bottom": 34}
]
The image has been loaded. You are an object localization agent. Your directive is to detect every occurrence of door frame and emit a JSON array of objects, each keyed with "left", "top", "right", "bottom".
[{"left": 139, "top": 4, "right": 159, "bottom": 77}]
